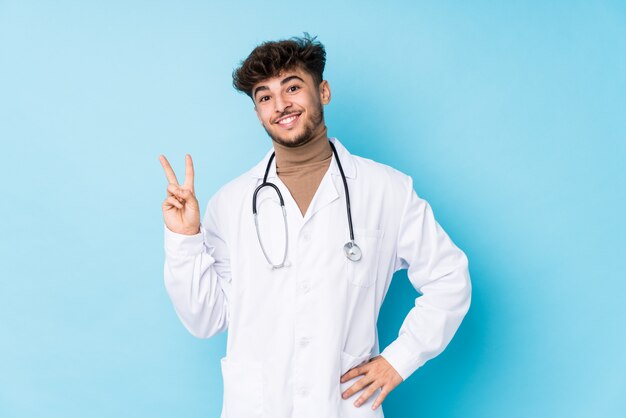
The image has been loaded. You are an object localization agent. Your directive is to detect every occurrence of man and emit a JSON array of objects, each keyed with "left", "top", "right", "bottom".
[{"left": 159, "top": 34, "right": 471, "bottom": 418}]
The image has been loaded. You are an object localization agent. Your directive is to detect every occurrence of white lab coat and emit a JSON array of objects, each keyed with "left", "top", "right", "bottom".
[{"left": 163, "top": 137, "right": 471, "bottom": 418}]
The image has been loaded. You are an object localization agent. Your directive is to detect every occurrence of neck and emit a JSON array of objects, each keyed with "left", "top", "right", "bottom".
[{"left": 273, "top": 126, "right": 332, "bottom": 168}]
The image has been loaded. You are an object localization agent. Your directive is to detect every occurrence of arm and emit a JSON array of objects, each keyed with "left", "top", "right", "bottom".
[
  {"left": 163, "top": 198, "right": 231, "bottom": 338},
  {"left": 340, "top": 175, "right": 472, "bottom": 409},
  {"left": 159, "top": 154, "right": 230, "bottom": 339},
  {"left": 379, "top": 176, "right": 472, "bottom": 380}
]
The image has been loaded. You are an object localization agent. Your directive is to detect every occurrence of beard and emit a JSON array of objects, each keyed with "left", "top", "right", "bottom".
[{"left": 263, "top": 104, "right": 324, "bottom": 148}]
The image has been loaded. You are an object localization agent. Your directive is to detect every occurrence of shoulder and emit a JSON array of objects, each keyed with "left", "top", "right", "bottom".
[
  {"left": 352, "top": 153, "right": 414, "bottom": 195},
  {"left": 207, "top": 146, "right": 273, "bottom": 210},
  {"left": 347, "top": 153, "right": 420, "bottom": 229},
  {"left": 206, "top": 168, "right": 256, "bottom": 212}
]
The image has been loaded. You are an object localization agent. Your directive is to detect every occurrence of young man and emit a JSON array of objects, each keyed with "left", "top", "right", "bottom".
[{"left": 160, "top": 35, "right": 471, "bottom": 418}]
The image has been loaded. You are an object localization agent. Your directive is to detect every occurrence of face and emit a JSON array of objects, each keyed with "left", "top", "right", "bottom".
[{"left": 252, "top": 67, "right": 331, "bottom": 148}]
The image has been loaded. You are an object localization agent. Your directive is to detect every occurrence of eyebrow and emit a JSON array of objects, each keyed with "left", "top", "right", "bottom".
[{"left": 253, "top": 75, "right": 305, "bottom": 100}]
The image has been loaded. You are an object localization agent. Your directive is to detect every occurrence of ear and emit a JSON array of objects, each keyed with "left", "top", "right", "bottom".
[{"left": 319, "top": 80, "right": 331, "bottom": 105}]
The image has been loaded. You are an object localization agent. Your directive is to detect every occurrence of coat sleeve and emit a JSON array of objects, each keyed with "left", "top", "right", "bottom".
[
  {"left": 163, "top": 195, "right": 231, "bottom": 339},
  {"left": 379, "top": 176, "right": 471, "bottom": 381}
]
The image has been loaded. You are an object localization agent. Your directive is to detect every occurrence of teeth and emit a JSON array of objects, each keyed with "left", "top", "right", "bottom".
[{"left": 279, "top": 115, "right": 297, "bottom": 124}]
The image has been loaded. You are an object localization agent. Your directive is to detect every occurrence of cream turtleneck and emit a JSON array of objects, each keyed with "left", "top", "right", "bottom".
[{"left": 273, "top": 129, "right": 333, "bottom": 216}]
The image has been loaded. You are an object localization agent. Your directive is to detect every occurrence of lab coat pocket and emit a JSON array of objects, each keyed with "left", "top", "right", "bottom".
[
  {"left": 220, "top": 356, "right": 264, "bottom": 418},
  {"left": 346, "top": 228, "right": 383, "bottom": 288},
  {"left": 340, "top": 351, "right": 384, "bottom": 418}
]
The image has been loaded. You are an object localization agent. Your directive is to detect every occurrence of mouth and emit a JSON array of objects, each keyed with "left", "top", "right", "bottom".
[{"left": 274, "top": 112, "right": 301, "bottom": 129}]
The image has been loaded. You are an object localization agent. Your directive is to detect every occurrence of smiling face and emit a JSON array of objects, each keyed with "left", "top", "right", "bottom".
[{"left": 252, "top": 67, "right": 331, "bottom": 148}]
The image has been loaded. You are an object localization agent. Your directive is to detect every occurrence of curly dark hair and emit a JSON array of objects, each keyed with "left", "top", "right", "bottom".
[{"left": 232, "top": 33, "right": 326, "bottom": 98}]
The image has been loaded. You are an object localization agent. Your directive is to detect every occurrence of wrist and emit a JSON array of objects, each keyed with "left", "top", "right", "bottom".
[
  {"left": 165, "top": 224, "right": 201, "bottom": 236},
  {"left": 164, "top": 224, "right": 204, "bottom": 257},
  {"left": 180, "top": 226, "right": 201, "bottom": 235}
]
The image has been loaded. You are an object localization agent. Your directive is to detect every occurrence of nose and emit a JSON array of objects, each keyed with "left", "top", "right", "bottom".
[{"left": 274, "top": 93, "right": 292, "bottom": 114}]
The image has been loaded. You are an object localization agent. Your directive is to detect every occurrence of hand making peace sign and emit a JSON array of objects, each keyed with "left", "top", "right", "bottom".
[{"left": 159, "top": 154, "right": 201, "bottom": 235}]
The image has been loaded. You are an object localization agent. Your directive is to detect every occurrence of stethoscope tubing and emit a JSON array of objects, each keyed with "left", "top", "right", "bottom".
[
  {"left": 252, "top": 140, "right": 359, "bottom": 268},
  {"left": 328, "top": 140, "right": 355, "bottom": 242}
]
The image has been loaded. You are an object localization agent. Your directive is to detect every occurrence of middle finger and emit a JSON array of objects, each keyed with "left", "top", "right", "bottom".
[{"left": 342, "top": 375, "right": 374, "bottom": 399}]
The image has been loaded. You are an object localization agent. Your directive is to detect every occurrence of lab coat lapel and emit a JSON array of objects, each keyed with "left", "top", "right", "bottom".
[
  {"left": 301, "top": 167, "right": 339, "bottom": 225},
  {"left": 274, "top": 175, "right": 305, "bottom": 229},
  {"left": 301, "top": 138, "right": 356, "bottom": 224}
]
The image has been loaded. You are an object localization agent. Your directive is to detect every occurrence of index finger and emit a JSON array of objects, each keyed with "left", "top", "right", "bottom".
[
  {"left": 183, "top": 154, "right": 194, "bottom": 191},
  {"left": 341, "top": 365, "right": 367, "bottom": 383},
  {"left": 159, "top": 155, "right": 180, "bottom": 185}
]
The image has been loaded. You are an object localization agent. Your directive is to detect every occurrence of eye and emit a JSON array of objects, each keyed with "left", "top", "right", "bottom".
[
  {"left": 287, "top": 85, "right": 300, "bottom": 93},
  {"left": 258, "top": 95, "right": 270, "bottom": 103}
]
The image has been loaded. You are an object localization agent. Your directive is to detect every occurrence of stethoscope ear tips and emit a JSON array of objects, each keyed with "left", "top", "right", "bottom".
[{"left": 344, "top": 241, "right": 362, "bottom": 262}]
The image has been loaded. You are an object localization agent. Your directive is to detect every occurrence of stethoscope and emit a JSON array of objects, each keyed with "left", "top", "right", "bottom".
[{"left": 252, "top": 140, "right": 362, "bottom": 269}]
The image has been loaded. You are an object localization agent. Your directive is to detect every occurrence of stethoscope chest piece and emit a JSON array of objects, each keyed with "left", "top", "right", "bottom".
[{"left": 344, "top": 241, "right": 362, "bottom": 262}]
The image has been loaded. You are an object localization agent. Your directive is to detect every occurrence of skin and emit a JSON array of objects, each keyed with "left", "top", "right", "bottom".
[
  {"left": 340, "top": 355, "right": 404, "bottom": 410},
  {"left": 252, "top": 66, "right": 329, "bottom": 148},
  {"left": 160, "top": 65, "right": 403, "bottom": 410},
  {"left": 159, "top": 153, "right": 200, "bottom": 236}
]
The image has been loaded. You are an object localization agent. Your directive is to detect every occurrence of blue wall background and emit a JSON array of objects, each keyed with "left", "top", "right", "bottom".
[{"left": 1, "top": 1, "right": 624, "bottom": 417}]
